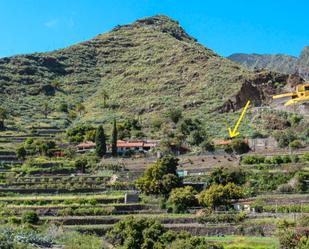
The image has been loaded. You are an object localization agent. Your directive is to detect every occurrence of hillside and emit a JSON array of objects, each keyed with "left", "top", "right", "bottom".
[
  {"left": 228, "top": 46, "right": 309, "bottom": 80},
  {"left": 0, "top": 15, "right": 302, "bottom": 137}
]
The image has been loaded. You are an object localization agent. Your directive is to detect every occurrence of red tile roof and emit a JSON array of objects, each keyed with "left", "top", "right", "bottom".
[
  {"left": 213, "top": 139, "right": 231, "bottom": 145},
  {"left": 76, "top": 141, "right": 96, "bottom": 149},
  {"left": 117, "top": 140, "right": 144, "bottom": 148}
]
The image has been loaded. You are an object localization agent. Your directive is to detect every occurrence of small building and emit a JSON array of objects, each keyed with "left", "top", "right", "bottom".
[
  {"left": 247, "top": 137, "right": 278, "bottom": 151},
  {"left": 124, "top": 192, "right": 139, "bottom": 203},
  {"left": 177, "top": 170, "right": 188, "bottom": 177},
  {"left": 76, "top": 141, "right": 96, "bottom": 153},
  {"left": 233, "top": 203, "right": 251, "bottom": 212},
  {"left": 114, "top": 140, "right": 158, "bottom": 155}
]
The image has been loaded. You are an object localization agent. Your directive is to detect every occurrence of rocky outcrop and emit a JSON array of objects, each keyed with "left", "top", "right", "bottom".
[{"left": 219, "top": 71, "right": 299, "bottom": 112}]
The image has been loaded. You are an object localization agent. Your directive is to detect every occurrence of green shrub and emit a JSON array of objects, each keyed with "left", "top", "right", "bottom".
[
  {"left": 21, "top": 211, "right": 39, "bottom": 225},
  {"left": 301, "top": 153, "right": 309, "bottom": 162},
  {"left": 241, "top": 155, "right": 265, "bottom": 164},
  {"left": 16, "top": 146, "right": 27, "bottom": 160},
  {"left": 289, "top": 140, "right": 302, "bottom": 149},
  {"left": 8, "top": 216, "right": 20, "bottom": 225},
  {"left": 230, "top": 139, "right": 250, "bottom": 154},
  {"left": 273, "top": 129, "right": 297, "bottom": 148},
  {"left": 209, "top": 167, "right": 246, "bottom": 186}
]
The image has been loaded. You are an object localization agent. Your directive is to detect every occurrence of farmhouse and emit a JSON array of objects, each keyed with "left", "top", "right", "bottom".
[
  {"left": 115, "top": 140, "right": 158, "bottom": 155},
  {"left": 76, "top": 141, "right": 96, "bottom": 153}
]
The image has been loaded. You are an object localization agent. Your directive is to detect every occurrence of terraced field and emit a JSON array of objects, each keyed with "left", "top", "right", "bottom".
[{"left": 0, "top": 125, "right": 308, "bottom": 248}]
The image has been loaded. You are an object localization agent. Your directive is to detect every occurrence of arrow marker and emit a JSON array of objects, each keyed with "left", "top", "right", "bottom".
[{"left": 228, "top": 100, "right": 250, "bottom": 138}]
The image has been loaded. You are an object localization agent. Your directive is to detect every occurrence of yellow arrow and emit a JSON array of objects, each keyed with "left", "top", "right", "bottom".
[{"left": 228, "top": 100, "right": 250, "bottom": 138}]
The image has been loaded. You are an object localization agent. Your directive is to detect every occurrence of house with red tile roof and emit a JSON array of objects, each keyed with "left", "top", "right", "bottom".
[
  {"left": 76, "top": 141, "right": 96, "bottom": 153},
  {"left": 114, "top": 140, "right": 158, "bottom": 154}
]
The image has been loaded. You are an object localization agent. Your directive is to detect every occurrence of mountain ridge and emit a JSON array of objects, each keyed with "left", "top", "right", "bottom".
[{"left": 228, "top": 46, "right": 309, "bottom": 80}]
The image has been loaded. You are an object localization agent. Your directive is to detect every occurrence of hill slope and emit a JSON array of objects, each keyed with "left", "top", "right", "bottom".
[
  {"left": 0, "top": 15, "right": 298, "bottom": 137},
  {"left": 228, "top": 46, "right": 309, "bottom": 80}
]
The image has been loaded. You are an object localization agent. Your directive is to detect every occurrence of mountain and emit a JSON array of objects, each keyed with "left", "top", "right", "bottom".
[
  {"left": 228, "top": 46, "right": 309, "bottom": 80},
  {"left": 0, "top": 15, "right": 299, "bottom": 137}
]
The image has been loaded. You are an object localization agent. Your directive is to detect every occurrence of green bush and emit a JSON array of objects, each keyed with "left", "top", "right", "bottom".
[
  {"left": 21, "top": 211, "right": 39, "bottom": 225},
  {"left": 241, "top": 155, "right": 265, "bottom": 164},
  {"left": 230, "top": 139, "right": 250, "bottom": 154},
  {"left": 209, "top": 167, "right": 246, "bottom": 186},
  {"left": 289, "top": 140, "right": 302, "bottom": 149},
  {"left": 16, "top": 146, "right": 27, "bottom": 160},
  {"left": 273, "top": 129, "right": 297, "bottom": 148},
  {"left": 107, "top": 217, "right": 222, "bottom": 249},
  {"left": 301, "top": 153, "right": 309, "bottom": 162}
]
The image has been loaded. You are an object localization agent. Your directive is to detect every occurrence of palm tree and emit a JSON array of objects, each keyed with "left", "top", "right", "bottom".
[
  {"left": 76, "top": 103, "right": 85, "bottom": 116},
  {"left": 43, "top": 102, "right": 49, "bottom": 119},
  {"left": 101, "top": 90, "right": 109, "bottom": 108},
  {"left": 51, "top": 80, "right": 60, "bottom": 90},
  {"left": 0, "top": 107, "right": 7, "bottom": 131}
]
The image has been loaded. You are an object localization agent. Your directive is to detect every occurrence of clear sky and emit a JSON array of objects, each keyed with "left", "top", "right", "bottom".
[{"left": 0, "top": 0, "right": 308, "bottom": 58}]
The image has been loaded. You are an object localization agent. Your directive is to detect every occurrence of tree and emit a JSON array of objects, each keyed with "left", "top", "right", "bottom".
[
  {"left": 167, "top": 186, "right": 197, "bottom": 213},
  {"left": 209, "top": 167, "right": 246, "bottom": 186},
  {"left": 51, "top": 79, "right": 60, "bottom": 90},
  {"left": 76, "top": 103, "right": 85, "bottom": 116},
  {"left": 43, "top": 102, "right": 49, "bottom": 119},
  {"left": 187, "top": 129, "right": 206, "bottom": 146},
  {"left": 201, "top": 140, "right": 215, "bottom": 152},
  {"left": 107, "top": 217, "right": 221, "bottom": 249},
  {"left": 101, "top": 89, "right": 109, "bottom": 107},
  {"left": 95, "top": 125, "right": 106, "bottom": 157},
  {"left": 135, "top": 156, "right": 181, "bottom": 196},
  {"left": 58, "top": 102, "right": 68, "bottom": 113},
  {"left": 107, "top": 217, "right": 166, "bottom": 249},
  {"left": 166, "top": 108, "right": 182, "bottom": 124},
  {"left": 0, "top": 107, "right": 7, "bottom": 131},
  {"left": 198, "top": 183, "right": 244, "bottom": 209},
  {"left": 111, "top": 119, "right": 118, "bottom": 157},
  {"left": 16, "top": 146, "right": 27, "bottom": 160},
  {"left": 75, "top": 156, "right": 89, "bottom": 173},
  {"left": 230, "top": 138, "right": 250, "bottom": 154}
]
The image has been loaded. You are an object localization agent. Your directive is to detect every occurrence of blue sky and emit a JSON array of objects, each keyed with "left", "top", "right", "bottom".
[{"left": 0, "top": 0, "right": 308, "bottom": 58}]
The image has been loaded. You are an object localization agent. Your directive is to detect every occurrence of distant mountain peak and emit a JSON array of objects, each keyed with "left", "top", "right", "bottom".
[{"left": 228, "top": 46, "right": 309, "bottom": 80}]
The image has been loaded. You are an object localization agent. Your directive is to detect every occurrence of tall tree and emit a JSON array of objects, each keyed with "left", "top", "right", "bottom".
[
  {"left": 76, "top": 103, "right": 85, "bottom": 116},
  {"left": 0, "top": 107, "right": 7, "bottom": 131},
  {"left": 51, "top": 79, "right": 60, "bottom": 90},
  {"left": 111, "top": 119, "right": 118, "bottom": 156},
  {"left": 101, "top": 89, "right": 109, "bottom": 107},
  {"left": 95, "top": 125, "right": 106, "bottom": 157},
  {"left": 42, "top": 102, "right": 50, "bottom": 119}
]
